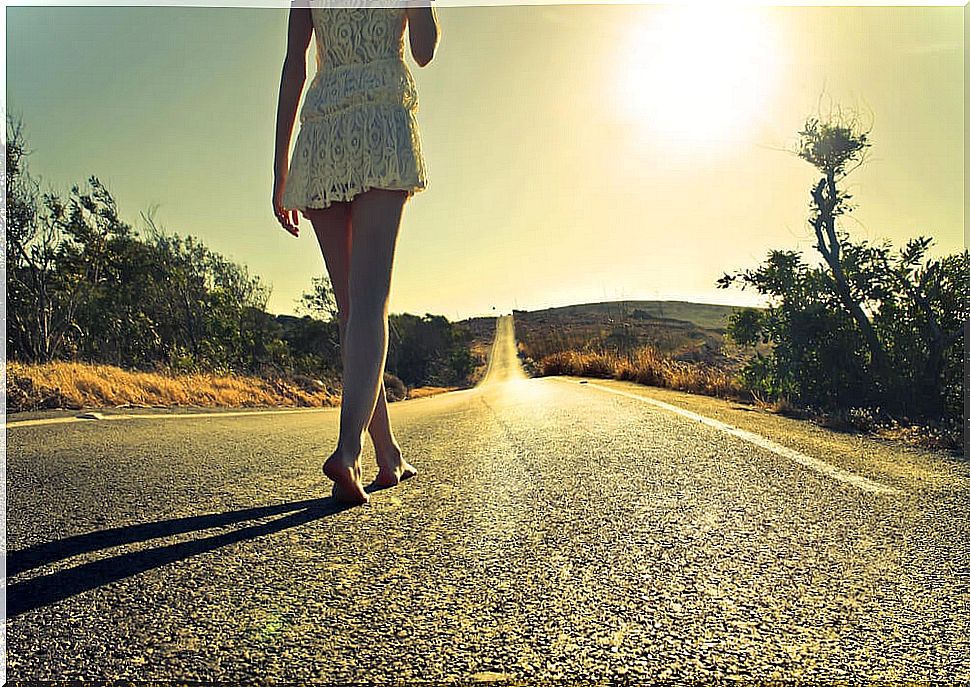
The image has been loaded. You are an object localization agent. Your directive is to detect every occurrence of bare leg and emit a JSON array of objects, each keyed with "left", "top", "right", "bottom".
[
  {"left": 333, "top": 316, "right": 413, "bottom": 485},
  {"left": 308, "top": 203, "right": 415, "bottom": 487},
  {"left": 317, "top": 189, "right": 408, "bottom": 503},
  {"left": 368, "top": 375, "right": 417, "bottom": 487}
]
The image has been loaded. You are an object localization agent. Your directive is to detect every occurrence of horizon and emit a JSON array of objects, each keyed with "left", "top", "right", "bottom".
[
  {"left": 5, "top": 4, "right": 963, "bottom": 323},
  {"left": 272, "top": 295, "right": 757, "bottom": 323}
]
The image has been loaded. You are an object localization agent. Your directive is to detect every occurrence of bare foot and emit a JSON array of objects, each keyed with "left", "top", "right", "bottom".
[
  {"left": 323, "top": 449, "right": 368, "bottom": 505},
  {"left": 373, "top": 441, "right": 417, "bottom": 488}
]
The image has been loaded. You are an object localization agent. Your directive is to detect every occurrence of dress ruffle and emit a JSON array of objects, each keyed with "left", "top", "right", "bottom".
[
  {"left": 282, "top": 100, "right": 428, "bottom": 212},
  {"left": 281, "top": 8, "right": 428, "bottom": 212},
  {"left": 302, "top": 58, "right": 418, "bottom": 122}
]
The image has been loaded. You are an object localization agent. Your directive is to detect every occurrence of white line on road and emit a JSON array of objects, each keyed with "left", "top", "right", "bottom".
[
  {"left": 554, "top": 378, "right": 903, "bottom": 496},
  {"left": 4, "top": 406, "right": 338, "bottom": 429},
  {"left": 4, "top": 388, "right": 479, "bottom": 430}
]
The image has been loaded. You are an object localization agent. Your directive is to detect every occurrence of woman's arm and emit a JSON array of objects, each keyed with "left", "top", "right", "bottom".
[
  {"left": 274, "top": 5, "right": 313, "bottom": 180},
  {"left": 405, "top": 4, "right": 439, "bottom": 67},
  {"left": 273, "top": 4, "right": 313, "bottom": 235}
]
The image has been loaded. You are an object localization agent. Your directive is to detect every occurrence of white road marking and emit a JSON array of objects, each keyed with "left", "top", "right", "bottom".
[
  {"left": 4, "top": 375, "right": 905, "bottom": 497},
  {"left": 554, "top": 378, "right": 903, "bottom": 496},
  {"left": 4, "top": 406, "right": 337, "bottom": 429},
  {"left": 3, "top": 388, "right": 478, "bottom": 430}
]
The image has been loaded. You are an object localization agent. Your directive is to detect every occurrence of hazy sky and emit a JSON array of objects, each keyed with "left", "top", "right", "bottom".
[{"left": 5, "top": 3, "right": 964, "bottom": 320}]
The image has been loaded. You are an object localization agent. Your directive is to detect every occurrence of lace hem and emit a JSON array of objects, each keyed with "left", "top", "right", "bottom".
[
  {"left": 293, "top": 182, "right": 426, "bottom": 213},
  {"left": 282, "top": 102, "right": 428, "bottom": 212}
]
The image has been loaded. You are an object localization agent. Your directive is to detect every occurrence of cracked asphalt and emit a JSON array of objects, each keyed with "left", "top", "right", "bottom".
[{"left": 5, "top": 315, "right": 969, "bottom": 681}]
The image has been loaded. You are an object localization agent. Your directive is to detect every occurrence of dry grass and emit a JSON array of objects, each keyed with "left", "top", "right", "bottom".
[
  {"left": 6, "top": 361, "right": 340, "bottom": 412},
  {"left": 538, "top": 351, "right": 962, "bottom": 453},
  {"left": 407, "top": 386, "right": 461, "bottom": 400},
  {"left": 539, "top": 346, "right": 749, "bottom": 401}
]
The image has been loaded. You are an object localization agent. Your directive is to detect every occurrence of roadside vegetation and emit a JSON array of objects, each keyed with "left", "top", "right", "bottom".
[
  {"left": 520, "top": 107, "right": 966, "bottom": 453},
  {"left": 6, "top": 107, "right": 963, "bottom": 453},
  {"left": 5, "top": 114, "right": 483, "bottom": 412}
]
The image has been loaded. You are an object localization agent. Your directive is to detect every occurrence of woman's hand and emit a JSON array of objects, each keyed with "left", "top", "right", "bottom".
[
  {"left": 273, "top": 5, "right": 312, "bottom": 238},
  {"left": 273, "top": 171, "right": 300, "bottom": 237}
]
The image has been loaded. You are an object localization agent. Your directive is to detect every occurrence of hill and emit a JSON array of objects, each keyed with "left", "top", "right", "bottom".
[
  {"left": 455, "top": 299, "right": 764, "bottom": 373},
  {"left": 513, "top": 299, "right": 752, "bottom": 331}
]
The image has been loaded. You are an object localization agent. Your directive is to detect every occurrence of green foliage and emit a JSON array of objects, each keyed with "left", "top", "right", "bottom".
[
  {"left": 386, "top": 314, "right": 476, "bottom": 387},
  {"left": 5, "top": 114, "right": 478, "bottom": 391},
  {"left": 278, "top": 315, "right": 341, "bottom": 375},
  {"left": 297, "top": 275, "right": 339, "bottom": 321},
  {"left": 797, "top": 115, "right": 871, "bottom": 177},
  {"left": 6, "top": 115, "right": 84, "bottom": 362},
  {"left": 718, "top": 251, "right": 875, "bottom": 409},
  {"left": 719, "top": 109, "right": 966, "bottom": 422},
  {"left": 721, "top": 239, "right": 966, "bottom": 420}
]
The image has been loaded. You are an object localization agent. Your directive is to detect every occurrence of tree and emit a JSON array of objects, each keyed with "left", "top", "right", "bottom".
[
  {"left": 297, "top": 275, "right": 339, "bottom": 322},
  {"left": 796, "top": 109, "right": 890, "bottom": 377},
  {"left": 4, "top": 114, "right": 479, "bottom": 389},
  {"left": 6, "top": 113, "right": 94, "bottom": 362},
  {"left": 386, "top": 313, "right": 475, "bottom": 387},
  {"left": 56, "top": 176, "right": 140, "bottom": 364},
  {"left": 719, "top": 105, "right": 967, "bottom": 420},
  {"left": 874, "top": 238, "right": 967, "bottom": 416}
]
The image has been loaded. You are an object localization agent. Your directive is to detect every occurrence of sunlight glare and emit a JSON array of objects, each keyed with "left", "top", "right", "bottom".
[{"left": 615, "top": 5, "right": 780, "bottom": 155}]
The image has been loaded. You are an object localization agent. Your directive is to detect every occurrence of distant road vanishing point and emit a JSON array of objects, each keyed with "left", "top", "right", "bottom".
[{"left": 6, "top": 315, "right": 969, "bottom": 681}]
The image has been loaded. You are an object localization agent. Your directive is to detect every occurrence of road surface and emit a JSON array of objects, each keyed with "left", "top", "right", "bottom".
[{"left": 5, "top": 315, "right": 969, "bottom": 681}]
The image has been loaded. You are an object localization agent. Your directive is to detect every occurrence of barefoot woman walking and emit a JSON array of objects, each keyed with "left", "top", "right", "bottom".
[{"left": 273, "top": 1, "right": 438, "bottom": 504}]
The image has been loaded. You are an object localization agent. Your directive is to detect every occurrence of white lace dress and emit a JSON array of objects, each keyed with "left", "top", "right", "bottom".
[{"left": 282, "top": 6, "right": 429, "bottom": 212}]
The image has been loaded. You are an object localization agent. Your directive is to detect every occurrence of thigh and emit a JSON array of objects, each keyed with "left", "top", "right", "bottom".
[
  {"left": 348, "top": 189, "right": 408, "bottom": 307},
  {"left": 305, "top": 202, "right": 352, "bottom": 312}
]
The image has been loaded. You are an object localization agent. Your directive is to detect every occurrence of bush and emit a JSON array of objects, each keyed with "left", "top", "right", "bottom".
[
  {"left": 383, "top": 372, "right": 407, "bottom": 402},
  {"left": 718, "top": 109, "right": 966, "bottom": 425}
]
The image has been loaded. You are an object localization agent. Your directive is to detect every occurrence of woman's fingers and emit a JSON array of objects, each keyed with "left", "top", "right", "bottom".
[
  {"left": 283, "top": 211, "right": 299, "bottom": 236},
  {"left": 272, "top": 172, "right": 299, "bottom": 237},
  {"left": 273, "top": 198, "right": 300, "bottom": 237}
]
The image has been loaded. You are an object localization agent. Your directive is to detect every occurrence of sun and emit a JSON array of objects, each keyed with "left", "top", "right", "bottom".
[{"left": 615, "top": 4, "right": 780, "bottom": 156}]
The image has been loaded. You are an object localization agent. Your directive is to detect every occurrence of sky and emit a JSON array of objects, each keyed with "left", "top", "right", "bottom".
[{"left": 4, "top": 3, "right": 965, "bottom": 321}]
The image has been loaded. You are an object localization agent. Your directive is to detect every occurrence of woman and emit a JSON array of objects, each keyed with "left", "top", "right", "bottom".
[{"left": 272, "top": 1, "right": 439, "bottom": 505}]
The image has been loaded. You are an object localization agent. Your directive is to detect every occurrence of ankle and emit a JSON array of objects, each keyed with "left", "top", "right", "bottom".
[
  {"left": 331, "top": 441, "right": 362, "bottom": 466},
  {"left": 372, "top": 436, "right": 401, "bottom": 455}
]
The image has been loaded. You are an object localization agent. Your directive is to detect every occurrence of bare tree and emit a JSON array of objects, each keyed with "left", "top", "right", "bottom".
[
  {"left": 794, "top": 106, "right": 890, "bottom": 375},
  {"left": 6, "top": 113, "right": 82, "bottom": 362}
]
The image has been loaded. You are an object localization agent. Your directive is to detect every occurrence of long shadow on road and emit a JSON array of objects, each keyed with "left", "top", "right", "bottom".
[
  {"left": 7, "top": 497, "right": 354, "bottom": 618},
  {"left": 9, "top": 315, "right": 523, "bottom": 620}
]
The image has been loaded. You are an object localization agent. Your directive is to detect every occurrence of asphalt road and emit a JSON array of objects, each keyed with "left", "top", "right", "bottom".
[{"left": 5, "top": 315, "right": 969, "bottom": 681}]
